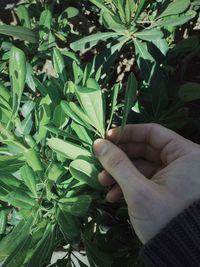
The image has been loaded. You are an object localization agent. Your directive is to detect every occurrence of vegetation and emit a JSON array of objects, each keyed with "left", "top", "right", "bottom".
[{"left": 0, "top": 0, "right": 200, "bottom": 266}]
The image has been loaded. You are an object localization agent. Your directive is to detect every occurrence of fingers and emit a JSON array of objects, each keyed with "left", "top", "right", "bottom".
[
  {"left": 98, "top": 159, "right": 159, "bottom": 203},
  {"left": 107, "top": 123, "right": 192, "bottom": 165},
  {"left": 99, "top": 159, "right": 159, "bottom": 187},
  {"left": 119, "top": 143, "right": 161, "bottom": 163},
  {"left": 106, "top": 184, "right": 122, "bottom": 202},
  {"left": 93, "top": 139, "right": 151, "bottom": 201},
  {"left": 98, "top": 170, "right": 115, "bottom": 186},
  {"left": 107, "top": 123, "right": 178, "bottom": 150}
]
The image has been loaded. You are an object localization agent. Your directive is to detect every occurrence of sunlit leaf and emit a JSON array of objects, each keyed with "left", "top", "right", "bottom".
[
  {"left": 47, "top": 138, "right": 92, "bottom": 160},
  {"left": 9, "top": 46, "right": 26, "bottom": 115},
  {"left": 0, "top": 25, "right": 37, "bottom": 43},
  {"left": 69, "top": 159, "right": 103, "bottom": 190},
  {"left": 58, "top": 195, "right": 92, "bottom": 216},
  {"left": 75, "top": 84, "right": 105, "bottom": 137},
  {"left": 117, "top": 73, "right": 137, "bottom": 142},
  {"left": 157, "top": 0, "right": 190, "bottom": 19}
]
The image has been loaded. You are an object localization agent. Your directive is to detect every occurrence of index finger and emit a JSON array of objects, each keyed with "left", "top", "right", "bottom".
[
  {"left": 107, "top": 124, "right": 179, "bottom": 149},
  {"left": 106, "top": 123, "right": 189, "bottom": 164}
]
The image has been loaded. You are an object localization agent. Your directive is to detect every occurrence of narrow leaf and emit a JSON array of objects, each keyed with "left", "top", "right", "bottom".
[
  {"left": 157, "top": 0, "right": 190, "bottom": 19},
  {"left": 53, "top": 48, "right": 67, "bottom": 85},
  {"left": 117, "top": 73, "right": 137, "bottom": 142},
  {"left": 58, "top": 195, "right": 92, "bottom": 216},
  {"left": 0, "top": 215, "right": 36, "bottom": 261},
  {"left": 134, "top": 0, "right": 151, "bottom": 21},
  {"left": 16, "top": 5, "right": 31, "bottom": 29},
  {"left": 24, "top": 148, "right": 43, "bottom": 172},
  {"left": 70, "top": 32, "right": 119, "bottom": 52},
  {"left": 0, "top": 25, "right": 37, "bottom": 43},
  {"left": 102, "top": 12, "right": 126, "bottom": 31},
  {"left": 69, "top": 159, "right": 103, "bottom": 190},
  {"left": 56, "top": 207, "right": 81, "bottom": 245},
  {"left": 89, "top": 0, "right": 114, "bottom": 15},
  {"left": 75, "top": 84, "right": 105, "bottom": 137},
  {"left": 135, "top": 29, "right": 163, "bottom": 41},
  {"left": 134, "top": 39, "right": 155, "bottom": 83},
  {"left": 47, "top": 138, "right": 92, "bottom": 160},
  {"left": 9, "top": 46, "right": 26, "bottom": 114},
  {"left": 20, "top": 165, "right": 37, "bottom": 197},
  {"left": 61, "top": 100, "right": 94, "bottom": 132},
  {"left": 107, "top": 83, "right": 120, "bottom": 131}
]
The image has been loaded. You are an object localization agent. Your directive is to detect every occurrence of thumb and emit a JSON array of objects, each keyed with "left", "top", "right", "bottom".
[{"left": 93, "top": 139, "right": 150, "bottom": 198}]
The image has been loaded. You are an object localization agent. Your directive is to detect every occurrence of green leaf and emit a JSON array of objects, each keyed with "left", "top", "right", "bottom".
[
  {"left": 2, "top": 234, "right": 32, "bottom": 267},
  {"left": 3, "top": 190, "right": 36, "bottom": 210},
  {"left": 58, "top": 195, "right": 92, "bottom": 216},
  {"left": 114, "top": 0, "right": 126, "bottom": 23},
  {"left": 71, "top": 121, "right": 93, "bottom": 145},
  {"left": 35, "top": 103, "right": 51, "bottom": 143},
  {"left": 21, "top": 100, "right": 35, "bottom": 117},
  {"left": 117, "top": 73, "right": 137, "bottom": 142},
  {"left": 56, "top": 207, "right": 81, "bottom": 245},
  {"left": 24, "top": 148, "right": 43, "bottom": 172},
  {"left": 20, "top": 165, "right": 38, "bottom": 198},
  {"left": 0, "top": 82, "right": 10, "bottom": 102},
  {"left": 45, "top": 125, "right": 92, "bottom": 146},
  {"left": 0, "top": 171, "right": 21, "bottom": 192},
  {"left": 69, "top": 159, "right": 103, "bottom": 190},
  {"left": 134, "top": 39, "right": 155, "bottom": 83},
  {"left": 15, "top": 113, "right": 33, "bottom": 136},
  {"left": 83, "top": 63, "right": 95, "bottom": 86},
  {"left": 70, "top": 32, "right": 119, "bottom": 52},
  {"left": 16, "top": 5, "right": 31, "bottom": 29},
  {"left": 0, "top": 25, "right": 37, "bottom": 43},
  {"left": 47, "top": 138, "right": 92, "bottom": 160},
  {"left": 48, "top": 163, "right": 66, "bottom": 183},
  {"left": 157, "top": 0, "right": 190, "bottom": 19},
  {"left": 0, "top": 215, "right": 36, "bottom": 261},
  {"left": 39, "top": 9, "right": 52, "bottom": 30},
  {"left": 32, "top": 76, "right": 48, "bottom": 96},
  {"left": 52, "top": 104, "right": 69, "bottom": 128},
  {"left": 0, "top": 211, "right": 7, "bottom": 235},
  {"left": 134, "top": 0, "right": 151, "bottom": 21},
  {"left": 75, "top": 84, "right": 105, "bottom": 137},
  {"left": 154, "top": 10, "right": 196, "bottom": 28},
  {"left": 9, "top": 46, "right": 26, "bottom": 115},
  {"left": 64, "top": 7, "right": 79, "bottom": 18},
  {"left": 24, "top": 135, "right": 39, "bottom": 151},
  {"left": 107, "top": 83, "right": 120, "bottom": 131},
  {"left": 53, "top": 48, "right": 67, "bottom": 85},
  {"left": 61, "top": 101, "right": 94, "bottom": 132},
  {"left": 125, "top": 0, "right": 135, "bottom": 24},
  {"left": 89, "top": 0, "right": 114, "bottom": 15},
  {"left": 0, "top": 155, "right": 23, "bottom": 173},
  {"left": 27, "top": 223, "right": 56, "bottom": 267},
  {"left": 135, "top": 29, "right": 163, "bottom": 41},
  {"left": 102, "top": 12, "right": 126, "bottom": 31},
  {"left": 179, "top": 82, "right": 200, "bottom": 102}
]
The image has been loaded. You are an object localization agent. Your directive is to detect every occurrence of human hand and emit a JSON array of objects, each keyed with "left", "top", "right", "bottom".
[{"left": 93, "top": 124, "right": 200, "bottom": 244}]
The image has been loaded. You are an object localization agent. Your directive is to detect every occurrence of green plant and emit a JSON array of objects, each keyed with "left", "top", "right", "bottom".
[{"left": 0, "top": 1, "right": 200, "bottom": 266}]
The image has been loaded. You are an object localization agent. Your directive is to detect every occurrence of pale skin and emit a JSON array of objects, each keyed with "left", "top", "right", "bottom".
[{"left": 93, "top": 123, "right": 200, "bottom": 244}]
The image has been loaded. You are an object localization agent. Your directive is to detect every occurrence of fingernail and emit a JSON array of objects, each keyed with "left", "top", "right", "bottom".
[
  {"left": 107, "top": 130, "right": 113, "bottom": 136},
  {"left": 98, "top": 173, "right": 104, "bottom": 184},
  {"left": 93, "top": 139, "right": 108, "bottom": 156},
  {"left": 106, "top": 192, "right": 115, "bottom": 203}
]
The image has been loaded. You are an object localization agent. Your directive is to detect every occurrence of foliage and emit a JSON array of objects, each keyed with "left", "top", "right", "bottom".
[{"left": 0, "top": 0, "right": 200, "bottom": 266}]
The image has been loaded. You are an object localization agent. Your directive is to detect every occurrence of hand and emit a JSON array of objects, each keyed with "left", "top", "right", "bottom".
[{"left": 93, "top": 123, "right": 200, "bottom": 244}]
